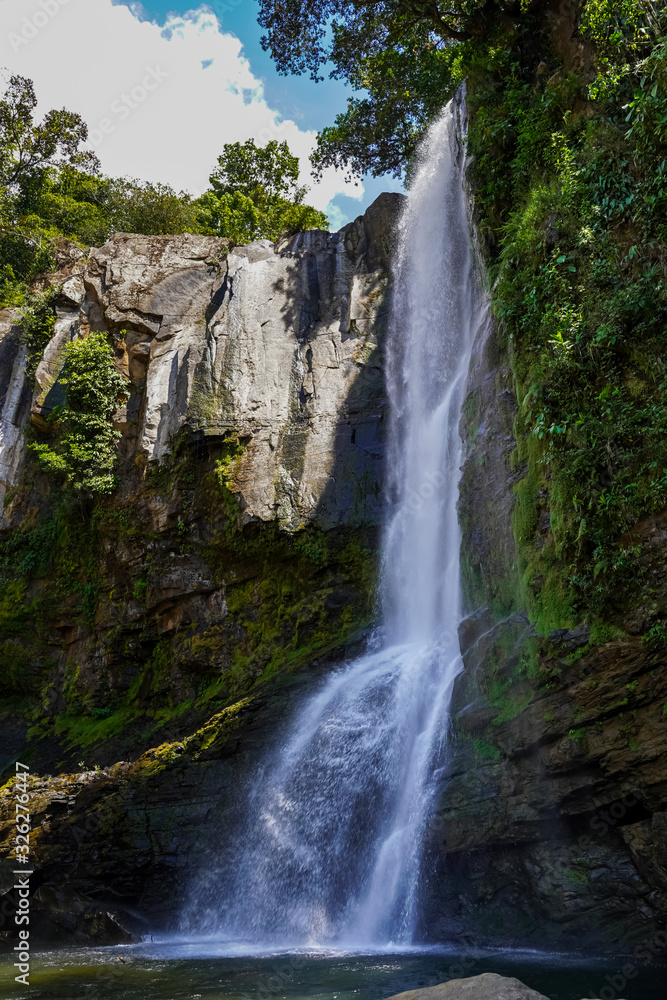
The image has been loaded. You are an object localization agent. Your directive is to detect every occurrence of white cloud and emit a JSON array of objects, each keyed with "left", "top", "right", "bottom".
[{"left": 0, "top": 0, "right": 364, "bottom": 223}]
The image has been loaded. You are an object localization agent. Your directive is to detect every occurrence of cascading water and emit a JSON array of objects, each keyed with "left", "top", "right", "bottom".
[{"left": 185, "top": 97, "right": 486, "bottom": 951}]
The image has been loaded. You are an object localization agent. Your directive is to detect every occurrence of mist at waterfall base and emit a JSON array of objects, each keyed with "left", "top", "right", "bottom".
[{"left": 181, "top": 98, "right": 482, "bottom": 953}]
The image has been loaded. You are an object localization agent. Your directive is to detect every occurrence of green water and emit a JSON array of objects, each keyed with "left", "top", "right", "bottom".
[{"left": 0, "top": 945, "right": 664, "bottom": 1000}]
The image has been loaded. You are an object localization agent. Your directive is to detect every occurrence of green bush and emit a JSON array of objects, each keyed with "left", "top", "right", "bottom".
[
  {"left": 18, "top": 288, "right": 57, "bottom": 373},
  {"left": 30, "top": 332, "right": 129, "bottom": 497}
]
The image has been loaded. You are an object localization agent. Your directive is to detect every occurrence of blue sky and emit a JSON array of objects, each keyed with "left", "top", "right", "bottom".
[
  {"left": 111, "top": 0, "right": 404, "bottom": 223},
  {"left": 1, "top": 0, "right": 401, "bottom": 228},
  {"left": 114, "top": 0, "right": 350, "bottom": 131}
]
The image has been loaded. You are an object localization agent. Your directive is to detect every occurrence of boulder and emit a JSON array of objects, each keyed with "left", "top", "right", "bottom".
[{"left": 384, "top": 974, "right": 550, "bottom": 1000}]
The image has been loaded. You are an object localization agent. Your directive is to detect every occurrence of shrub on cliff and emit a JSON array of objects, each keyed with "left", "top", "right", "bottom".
[{"left": 30, "top": 333, "right": 129, "bottom": 498}]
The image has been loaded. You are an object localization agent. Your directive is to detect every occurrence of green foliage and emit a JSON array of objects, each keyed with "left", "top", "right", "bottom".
[
  {"left": 0, "top": 74, "right": 97, "bottom": 298},
  {"left": 643, "top": 620, "right": 667, "bottom": 648},
  {"left": 257, "top": 0, "right": 524, "bottom": 82},
  {"left": 0, "top": 264, "right": 26, "bottom": 307},
  {"left": 0, "top": 74, "right": 98, "bottom": 188},
  {"left": 210, "top": 139, "right": 301, "bottom": 200},
  {"left": 0, "top": 213, "right": 56, "bottom": 307},
  {"left": 313, "top": 30, "right": 464, "bottom": 179},
  {"left": 256, "top": 0, "right": 542, "bottom": 179},
  {"left": 473, "top": 737, "right": 501, "bottom": 762},
  {"left": 16, "top": 167, "right": 200, "bottom": 248},
  {"left": 460, "top": 4, "right": 667, "bottom": 628},
  {"left": 103, "top": 176, "right": 199, "bottom": 236},
  {"left": 17, "top": 287, "right": 57, "bottom": 372},
  {"left": 199, "top": 139, "right": 328, "bottom": 241},
  {"left": 30, "top": 332, "right": 129, "bottom": 497}
]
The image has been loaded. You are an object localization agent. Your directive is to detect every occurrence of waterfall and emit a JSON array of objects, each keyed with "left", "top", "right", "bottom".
[{"left": 185, "top": 97, "right": 485, "bottom": 951}]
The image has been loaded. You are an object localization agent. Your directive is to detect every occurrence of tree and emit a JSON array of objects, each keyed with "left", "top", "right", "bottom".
[
  {"left": 0, "top": 74, "right": 99, "bottom": 188},
  {"left": 198, "top": 139, "right": 329, "bottom": 242},
  {"left": 104, "top": 177, "right": 200, "bottom": 236},
  {"left": 256, "top": 0, "right": 513, "bottom": 82},
  {"left": 311, "top": 30, "right": 460, "bottom": 179},
  {"left": 30, "top": 333, "right": 129, "bottom": 498},
  {"left": 209, "top": 139, "right": 303, "bottom": 201},
  {"left": 256, "top": 0, "right": 544, "bottom": 179},
  {"left": 0, "top": 75, "right": 100, "bottom": 305},
  {"left": 196, "top": 189, "right": 262, "bottom": 244}
]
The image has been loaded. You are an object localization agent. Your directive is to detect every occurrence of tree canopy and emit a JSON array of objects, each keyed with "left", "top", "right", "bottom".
[
  {"left": 256, "top": 0, "right": 544, "bottom": 178},
  {"left": 256, "top": 0, "right": 504, "bottom": 81},
  {"left": 209, "top": 139, "right": 303, "bottom": 200},
  {"left": 0, "top": 81, "right": 328, "bottom": 308},
  {"left": 0, "top": 74, "right": 99, "bottom": 188},
  {"left": 200, "top": 139, "right": 328, "bottom": 242}
]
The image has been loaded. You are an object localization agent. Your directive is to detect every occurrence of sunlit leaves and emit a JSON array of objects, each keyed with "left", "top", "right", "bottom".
[{"left": 30, "top": 333, "right": 129, "bottom": 498}]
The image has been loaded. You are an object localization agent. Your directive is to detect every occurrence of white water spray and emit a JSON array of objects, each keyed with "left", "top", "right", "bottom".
[{"left": 184, "top": 98, "right": 485, "bottom": 950}]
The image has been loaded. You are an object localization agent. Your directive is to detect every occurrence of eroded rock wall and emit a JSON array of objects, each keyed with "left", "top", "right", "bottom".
[
  {"left": 0, "top": 192, "right": 401, "bottom": 771},
  {"left": 8, "top": 194, "right": 398, "bottom": 531},
  {"left": 419, "top": 311, "right": 667, "bottom": 955},
  {"left": 0, "top": 195, "right": 403, "bottom": 946}
]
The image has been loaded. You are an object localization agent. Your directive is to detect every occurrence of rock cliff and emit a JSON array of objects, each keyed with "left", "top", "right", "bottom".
[
  {"left": 3, "top": 196, "right": 398, "bottom": 531},
  {"left": 0, "top": 194, "right": 401, "bottom": 944},
  {"left": 417, "top": 297, "right": 667, "bottom": 955}
]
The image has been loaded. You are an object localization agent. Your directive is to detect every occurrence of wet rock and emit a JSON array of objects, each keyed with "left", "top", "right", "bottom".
[
  {"left": 384, "top": 974, "right": 550, "bottom": 1000},
  {"left": 548, "top": 623, "right": 590, "bottom": 652},
  {"left": 0, "top": 309, "right": 30, "bottom": 517},
  {"left": 430, "top": 294, "right": 667, "bottom": 952}
]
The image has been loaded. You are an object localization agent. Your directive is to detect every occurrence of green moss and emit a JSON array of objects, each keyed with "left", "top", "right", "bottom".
[
  {"left": 52, "top": 705, "right": 139, "bottom": 749},
  {"left": 490, "top": 688, "right": 535, "bottom": 725},
  {"left": 564, "top": 866, "right": 589, "bottom": 887},
  {"left": 473, "top": 738, "right": 502, "bottom": 762},
  {"left": 589, "top": 621, "right": 627, "bottom": 644},
  {"left": 129, "top": 698, "right": 253, "bottom": 779}
]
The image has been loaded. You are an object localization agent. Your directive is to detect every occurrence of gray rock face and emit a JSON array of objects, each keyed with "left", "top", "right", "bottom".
[
  {"left": 384, "top": 974, "right": 550, "bottom": 1000},
  {"left": 186, "top": 225, "right": 392, "bottom": 530},
  {"left": 13, "top": 193, "right": 401, "bottom": 532},
  {"left": 458, "top": 306, "right": 519, "bottom": 614},
  {"left": 0, "top": 309, "right": 31, "bottom": 520}
]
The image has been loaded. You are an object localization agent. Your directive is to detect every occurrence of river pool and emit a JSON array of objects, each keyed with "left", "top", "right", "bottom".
[{"left": 0, "top": 942, "right": 664, "bottom": 1000}]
